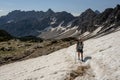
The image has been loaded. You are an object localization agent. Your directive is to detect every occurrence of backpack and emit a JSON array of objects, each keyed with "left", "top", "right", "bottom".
[{"left": 77, "top": 42, "right": 83, "bottom": 50}]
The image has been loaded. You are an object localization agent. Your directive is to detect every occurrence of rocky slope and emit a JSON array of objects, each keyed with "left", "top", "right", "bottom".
[
  {"left": 39, "top": 5, "right": 120, "bottom": 39},
  {"left": 0, "top": 5, "right": 120, "bottom": 39}
]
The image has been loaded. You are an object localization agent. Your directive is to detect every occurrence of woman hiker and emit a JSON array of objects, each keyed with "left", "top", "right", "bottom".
[{"left": 76, "top": 38, "right": 84, "bottom": 61}]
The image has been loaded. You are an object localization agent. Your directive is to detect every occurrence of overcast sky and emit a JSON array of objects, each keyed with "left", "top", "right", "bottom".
[{"left": 0, "top": 0, "right": 120, "bottom": 16}]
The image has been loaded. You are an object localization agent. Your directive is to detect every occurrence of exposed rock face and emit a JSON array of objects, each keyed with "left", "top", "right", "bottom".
[
  {"left": 93, "top": 4, "right": 120, "bottom": 34},
  {"left": 0, "top": 5, "right": 120, "bottom": 39},
  {"left": 75, "top": 8, "right": 97, "bottom": 33}
]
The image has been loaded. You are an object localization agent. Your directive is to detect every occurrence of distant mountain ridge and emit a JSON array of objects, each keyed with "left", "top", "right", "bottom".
[
  {"left": 0, "top": 9, "right": 75, "bottom": 37},
  {"left": 0, "top": 4, "right": 120, "bottom": 39}
]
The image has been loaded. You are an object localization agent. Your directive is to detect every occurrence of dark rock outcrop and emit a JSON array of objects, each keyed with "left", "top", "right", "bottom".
[
  {"left": 0, "top": 29, "right": 12, "bottom": 41},
  {"left": 71, "top": 8, "right": 98, "bottom": 33}
]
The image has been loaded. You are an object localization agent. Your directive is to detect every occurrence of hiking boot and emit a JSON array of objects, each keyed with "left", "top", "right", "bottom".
[{"left": 81, "top": 59, "right": 84, "bottom": 62}]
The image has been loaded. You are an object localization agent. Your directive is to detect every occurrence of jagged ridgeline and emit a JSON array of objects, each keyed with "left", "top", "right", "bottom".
[{"left": 0, "top": 5, "right": 120, "bottom": 39}]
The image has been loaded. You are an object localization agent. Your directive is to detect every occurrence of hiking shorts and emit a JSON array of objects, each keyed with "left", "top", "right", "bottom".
[{"left": 77, "top": 49, "right": 83, "bottom": 53}]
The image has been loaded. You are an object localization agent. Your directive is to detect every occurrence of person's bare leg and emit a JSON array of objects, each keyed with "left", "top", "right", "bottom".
[
  {"left": 81, "top": 53, "right": 83, "bottom": 61},
  {"left": 78, "top": 52, "right": 80, "bottom": 60}
]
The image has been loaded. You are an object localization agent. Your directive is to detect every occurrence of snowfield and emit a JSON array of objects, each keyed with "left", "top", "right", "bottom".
[
  {"left": 0, "top": 49, "right": 73, "bottom": 80},
  {"left": 0, "top": 30, "right": 120, "bottom": 80}
]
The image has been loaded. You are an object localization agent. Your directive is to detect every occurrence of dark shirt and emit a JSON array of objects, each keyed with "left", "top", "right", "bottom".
[{"left": 76, "top": 41, "right": 83, "bottom": 50}]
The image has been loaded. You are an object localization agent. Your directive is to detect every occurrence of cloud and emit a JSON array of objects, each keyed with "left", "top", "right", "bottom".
[
  {"left": 0, "top": 10, "right": 8, "bottom": 17},
  {"left": 71, "top": 12, "right": 80, "bottom": 16},
  {"left": 0, "top": 10, "right": 3, "bottom": 12}
]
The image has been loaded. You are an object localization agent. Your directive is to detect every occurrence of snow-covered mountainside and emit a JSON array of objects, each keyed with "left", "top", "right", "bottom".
[{"left": 0, "top": 29, "right": 120, "bottom": 80}]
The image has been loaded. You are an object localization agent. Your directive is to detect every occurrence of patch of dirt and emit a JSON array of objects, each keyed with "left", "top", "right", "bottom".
[{"left": 65, "top": 66, "right": 90, "bottom": 80}]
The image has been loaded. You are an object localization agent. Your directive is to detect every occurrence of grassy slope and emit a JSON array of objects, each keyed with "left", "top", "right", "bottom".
[{"left": 0, "top": 37, "right": 76, "bottom": 66}]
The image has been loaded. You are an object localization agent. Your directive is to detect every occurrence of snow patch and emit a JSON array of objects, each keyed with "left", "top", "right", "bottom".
[
  {"left": 59, "top": 26, "right": 78, "bottom": 35},
  {"left": 66, "top": 21, "right": 72, "bottom": 28},
  {"left": 7, "top": 20, "right": 14, "bottom": 23},
  {"left": 94, "top": 24, "right": 100, "bottom": 27},
  {"left": 55, "top": 21, "right": 66, "bottom": 31},
  {"left": 45, "top": 26, "right": 52, "bottom": 31},
  {"left": 50, "top": 17, "right": 57, "bottom": 25},
  {"left": 70, "top": 30, "right": 79, "bottom": 36},
  {"left": 92, "top": 27, "right": 102, "bottom": 35},
  {"left": 82, "top": 31, "right": 90, "bottom": 36},
  {"left": 100, "top": 24, "right": 115, "bottom": 33}
]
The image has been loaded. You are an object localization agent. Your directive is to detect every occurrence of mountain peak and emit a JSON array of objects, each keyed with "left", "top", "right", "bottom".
[
  {"left": 46, "top": 9, "right": 54, "bottom": 13},
  {"left": 79, "top": 8, "right": 96, "bottom": 18},
  {"left": 115, "top": 4, "right": 120, "bottom": 10},
  {"left": 85, "top": 8, "right": 94, "bottom": 13},
  {"left": 116, "top": 4, "right": 120, "bottom": 8}
]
